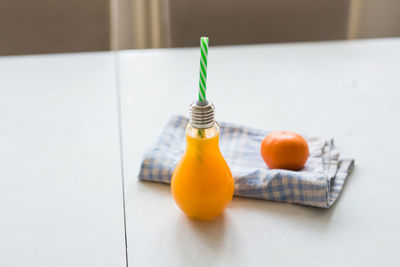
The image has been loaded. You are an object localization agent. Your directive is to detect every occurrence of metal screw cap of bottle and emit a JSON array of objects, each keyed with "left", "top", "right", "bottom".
[{"left": 189, "top": 100, "right": 215, "bottom": 129}]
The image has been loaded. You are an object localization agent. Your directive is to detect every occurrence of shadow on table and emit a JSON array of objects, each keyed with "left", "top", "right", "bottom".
[
  {"left": 137, "top": 165, "right": 356, "bottom": 236},
  {"left": 137, "top": 180, "right": 228, "bottom": 246},
  {"left": 229, "top": 166, "right": 357, "bottom": 231},
  {"left": 185, "top": 214, "right": 227, "bottom": 250},
  {"left": 135, "top": 176, "right": 354, "bottom": 266},
  {"left": 230, "top": 197, "right": 337, "bottom": 230}
]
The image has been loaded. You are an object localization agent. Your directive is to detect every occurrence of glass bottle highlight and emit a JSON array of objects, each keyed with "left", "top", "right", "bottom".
[{"left": 171, "top": 101, "right": 234, "bottom": 220}]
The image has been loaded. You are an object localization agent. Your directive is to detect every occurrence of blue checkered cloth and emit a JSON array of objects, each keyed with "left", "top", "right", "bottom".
[{"left": 138, "top": 115, "right": 354, "bottom": 208}]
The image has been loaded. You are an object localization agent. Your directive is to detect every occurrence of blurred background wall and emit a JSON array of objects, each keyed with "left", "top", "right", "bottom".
[
  {"left": 1, "top": 0, "right": 400, "bottom": 56},
  {"left": 164, "top": 0, "right": 350, "bottom": 47},
  {"left": 0, "top": 0, "right": 112, "bottom": 55},
  {"left": 352, "top": 0, "right": 400, "bottom": 38}
]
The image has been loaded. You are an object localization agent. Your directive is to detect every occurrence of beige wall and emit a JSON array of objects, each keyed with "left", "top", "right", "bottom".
[
  {"left": 0, "top": 0, "right": 111, "bottom": 56},
  {"left": 128, "top": 0, "right": 400, "bottom": 49},
  {"left": 128, "top": 0, "right": 164, "bottom": 49},
  {"left": 115, "top": 0, "right": 135, "bottom": 50},
  {"left": 165, "top": 0, "right": 350, "bottom": 48},
  {"left": 357, "top": 0, "right": 400, "bottom": 38},
  {"left": 1, "top": 0, "right": 400, "bottom": 55}
]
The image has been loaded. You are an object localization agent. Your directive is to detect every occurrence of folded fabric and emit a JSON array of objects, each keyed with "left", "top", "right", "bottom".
[{"left": 138, "top": 115, "right": 354, "bottom": 208}]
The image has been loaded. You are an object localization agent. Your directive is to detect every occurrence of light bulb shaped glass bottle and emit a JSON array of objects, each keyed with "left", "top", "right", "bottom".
[{"left": 171, "top": 117, "right": 234, "bottom": 220}]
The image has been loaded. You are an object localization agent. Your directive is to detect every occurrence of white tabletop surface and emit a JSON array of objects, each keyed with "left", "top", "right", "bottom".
[
  {"left": 119, "top": 39, "right": 400, "bottom": 267},
  {"left": 1, "top": 38, "right": 400, "bottom": 267},
  {"left": 0, "top": 53, "right": 126, "bottom": 266}
]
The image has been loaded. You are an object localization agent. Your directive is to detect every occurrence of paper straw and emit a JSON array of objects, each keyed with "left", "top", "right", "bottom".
[{"left": 198, "top": 37, "right": 209, "bottom": 102}]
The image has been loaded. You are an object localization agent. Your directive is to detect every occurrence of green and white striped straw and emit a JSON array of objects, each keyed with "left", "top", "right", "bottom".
[{"left": 198, "top": 37, "right": 209, "bottom": 102}]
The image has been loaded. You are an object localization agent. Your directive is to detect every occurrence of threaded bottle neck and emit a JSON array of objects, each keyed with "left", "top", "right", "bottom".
[{"left": 189, "top": 100, "right": 215, "bottom": 129}]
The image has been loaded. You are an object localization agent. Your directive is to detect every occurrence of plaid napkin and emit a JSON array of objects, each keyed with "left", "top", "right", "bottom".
[{"left": 138, "top": 115, "right": 354, "bottom": 208}]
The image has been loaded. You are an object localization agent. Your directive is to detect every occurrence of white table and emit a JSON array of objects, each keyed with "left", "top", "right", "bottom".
[
  {"left": 1, "top": 38, "right": 400, "bottom": 266},
  {"left": 119, "top": 39, "right": 400, "bottom": 267},
  {"left": 0, "top": 53, "right": 126, "bottom": 266}
]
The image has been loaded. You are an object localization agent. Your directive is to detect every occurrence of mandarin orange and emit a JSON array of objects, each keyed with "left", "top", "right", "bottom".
[{"left": 261, "top": 131, "right": 309, "bottom": 171}]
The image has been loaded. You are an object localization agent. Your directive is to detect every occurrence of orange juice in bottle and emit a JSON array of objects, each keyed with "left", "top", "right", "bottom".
[
  {"left": 171, "top": 101, "right": 234, "bottom": 220},
  {"left": 171, "top": 37, "right": 234, "bottom": 220}
]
